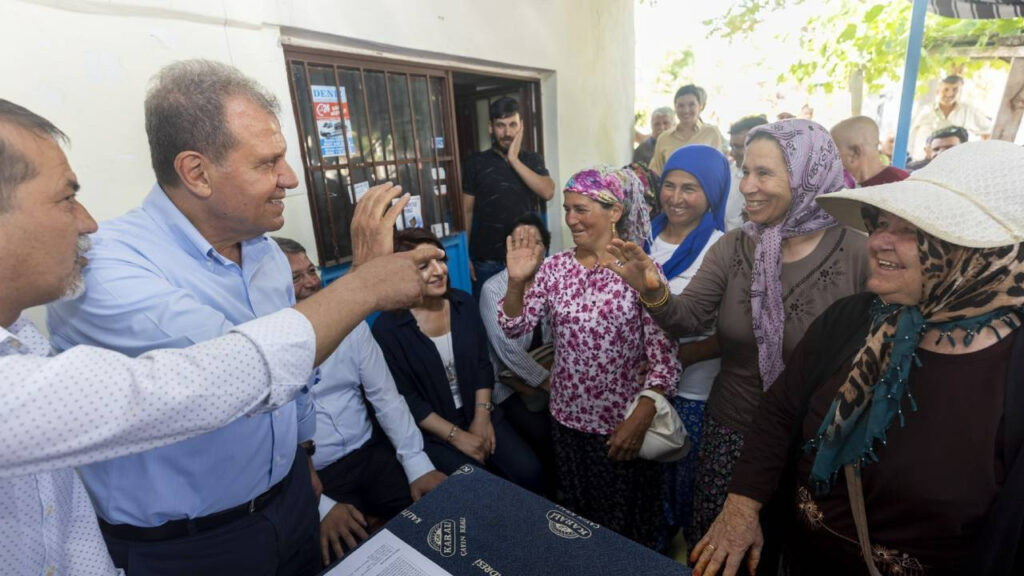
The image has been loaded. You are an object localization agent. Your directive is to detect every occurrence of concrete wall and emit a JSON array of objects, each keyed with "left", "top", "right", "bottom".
[{"left": 2, "top": 0, "right": 634, "bottom": 328}]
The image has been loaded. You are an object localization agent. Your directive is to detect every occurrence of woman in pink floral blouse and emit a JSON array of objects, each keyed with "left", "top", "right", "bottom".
[{"left": 499, "top": 166, "right": 680, "bottom": 549}]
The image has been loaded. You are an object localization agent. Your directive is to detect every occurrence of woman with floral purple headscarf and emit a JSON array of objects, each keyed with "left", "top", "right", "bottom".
[
  {"left": 499, "top": 166, "right": 680, "bottom": 549},
  {"left": 606, "top": 120, "right": 869, "bottom": 544}
]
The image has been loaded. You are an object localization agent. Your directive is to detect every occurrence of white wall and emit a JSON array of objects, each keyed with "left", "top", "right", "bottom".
[{"left": 2, "top": 0, "right": 634, "bottom": 327}]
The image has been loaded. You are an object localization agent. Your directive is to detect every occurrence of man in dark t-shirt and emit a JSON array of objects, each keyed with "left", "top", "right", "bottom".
[{"left": 462, "top": 97, "right": 555, "bottom": 295}]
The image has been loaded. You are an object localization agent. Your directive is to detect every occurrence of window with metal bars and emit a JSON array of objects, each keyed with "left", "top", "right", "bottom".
[{"left": 286, "top": 49, "right": 461, "bottom": 266}]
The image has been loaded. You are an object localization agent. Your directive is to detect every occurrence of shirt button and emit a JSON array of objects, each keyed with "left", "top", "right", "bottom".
[
  {"left": 45, "top": 503, "right": 54, "bottom": 516},
  {"left": 45, "top": 566, "right": 55, "bottom": 576},
  {"left": 8, "top": 340, "right": 21, "bottom": 350}
]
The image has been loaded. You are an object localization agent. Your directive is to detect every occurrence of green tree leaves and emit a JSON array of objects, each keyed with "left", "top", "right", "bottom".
[{"left": 704, "top": 1, "right": 1022, "bottom": 95}]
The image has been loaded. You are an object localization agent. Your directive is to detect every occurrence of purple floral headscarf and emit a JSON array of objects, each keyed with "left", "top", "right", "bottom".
[
  {"left": 741, "top": 119, "right": 842, "bottom": 389},
  {"left": 564, "top": 166, "right": 652, "bottom": 245}
]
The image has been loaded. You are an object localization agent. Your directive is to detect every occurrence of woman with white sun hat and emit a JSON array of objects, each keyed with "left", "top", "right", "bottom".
[{"left": 690, "top": 139, "right": 1024, "bottom": 576}]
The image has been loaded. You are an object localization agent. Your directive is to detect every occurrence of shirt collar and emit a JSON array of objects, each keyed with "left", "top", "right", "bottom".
[
  {"left": 0, "top": 317, "right": 52, "bottom": 356},
  {"left": 141, "top": 183, "right": 271, "bottom": 266},
  {"left": 932, "top": 101, "right": 961, "bottom": 114}
]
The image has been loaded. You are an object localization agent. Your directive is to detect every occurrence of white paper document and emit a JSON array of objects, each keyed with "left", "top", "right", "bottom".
[
  {"left": 353, "top": 181, "right": 370, "bottom": 202},
  {"left": 324, "top": 529, "right": 453, "bottom": 576}
]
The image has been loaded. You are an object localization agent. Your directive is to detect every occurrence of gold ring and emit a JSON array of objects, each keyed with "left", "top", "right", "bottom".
[{"left": 706, "top": 544, "right": 717, "bottom": 552}]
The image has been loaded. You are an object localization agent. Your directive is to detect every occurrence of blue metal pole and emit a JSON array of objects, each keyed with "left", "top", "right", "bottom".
[{"left": 892, "top": 0, "right": 929, "bottom": 169}]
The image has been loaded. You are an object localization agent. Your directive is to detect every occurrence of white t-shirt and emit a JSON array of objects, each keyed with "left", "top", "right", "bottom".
[
  {"left": 429, "top": 332, "right": 462, "bottom": 409},
  {"left": 650, "top": 231, "right": 725, "bottom": 401},
  {"left": 725, "top": 166, "right": 745, "bottom": 232}
]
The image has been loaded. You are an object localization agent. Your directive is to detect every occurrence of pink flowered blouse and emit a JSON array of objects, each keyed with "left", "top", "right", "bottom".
[{"left": 499, "top": 250, "right": 680, "bottom": 435}]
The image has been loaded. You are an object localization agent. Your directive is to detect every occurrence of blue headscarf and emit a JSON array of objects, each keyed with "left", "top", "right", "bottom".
[{"left": 643, "top": 145, "right": 730, "bottom": 279}]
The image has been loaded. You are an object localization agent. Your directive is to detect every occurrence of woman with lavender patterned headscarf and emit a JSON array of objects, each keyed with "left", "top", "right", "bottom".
[{"left": 606, "top": 120, "right": 869, "bottom": 547}]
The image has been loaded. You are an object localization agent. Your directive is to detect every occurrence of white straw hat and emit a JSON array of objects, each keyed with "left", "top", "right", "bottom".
[{"left": 816, "top": 140, "right": 1024, "bottom": 248}]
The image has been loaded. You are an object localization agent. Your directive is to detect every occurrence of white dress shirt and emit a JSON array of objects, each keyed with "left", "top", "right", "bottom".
[
  {"left": 725, "top": 165, "right": 745, "bottom": 232},
  {"left": 908, "top": 101, "right": 992, "bottom": 159},
  {"left": 0, "top": 308, "right": 315, "bottom": 575},
  {"left": 311, "top": 322, "right": 434, "bottom": 483}
]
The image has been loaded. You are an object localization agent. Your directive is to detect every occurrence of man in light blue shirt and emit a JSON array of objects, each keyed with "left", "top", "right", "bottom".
[
  {"left": 275, "top": 237, "right": 446, "bottom": 564},
  {"left": 0, "top": 97, "right": 441, "bottom": 576},
  {"left": 47, "top": 60, "right": 321, "bottom": 575}
]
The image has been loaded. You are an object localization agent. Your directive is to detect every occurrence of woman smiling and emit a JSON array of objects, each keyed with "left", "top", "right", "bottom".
[
  {"left": 692, "top": 140, "right": 1024, "bottom": 576},
  {"left": 649, "top": 84, "right": 726, "bottom": 175},
  {"left": 372, "top": 229, "right": 543, "bottom": 493},
  {"left": 500, "top": 166, "right": 680, "bottom": 549},
  {"left": 643, "top": 144, "right": 730, "bottom": 546},
  {"left": 607, "top": 120, "right": 869, "bottom": 543}
]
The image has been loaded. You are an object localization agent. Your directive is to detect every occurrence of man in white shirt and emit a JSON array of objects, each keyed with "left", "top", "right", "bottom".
[
  {"left": 478, "top": 214, "right": 556, "bottom": 496},
  {"left": 725, "top": 114, "right": 768, "bottom": 230},
  {"left": 909, "top": 75, "right": 992, "bottom": 160},
  {"left": 0, "top": 98, "right": 439, "bottom": 575},
  {"left": 274, "top": 237, "right": 446, "bottom": 565}
]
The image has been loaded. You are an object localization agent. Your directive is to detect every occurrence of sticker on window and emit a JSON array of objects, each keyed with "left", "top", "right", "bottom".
[{"left": 311, "top": 85, "right": 356, "bottom": 159}]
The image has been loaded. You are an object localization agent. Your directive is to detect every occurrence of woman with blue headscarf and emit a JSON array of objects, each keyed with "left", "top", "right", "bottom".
[{"left": 644, "top": 145, "right": 730, "bottom": 546}]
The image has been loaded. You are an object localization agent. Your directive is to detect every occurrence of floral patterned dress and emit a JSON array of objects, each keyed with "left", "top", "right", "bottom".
[{"left": 499, "top": 249, "right": 680, "bottom": 548}]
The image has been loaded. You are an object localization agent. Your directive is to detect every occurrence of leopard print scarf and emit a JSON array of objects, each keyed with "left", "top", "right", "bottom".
[{"left": 808, "top": 232, "right": 1024, "bottom": 491}]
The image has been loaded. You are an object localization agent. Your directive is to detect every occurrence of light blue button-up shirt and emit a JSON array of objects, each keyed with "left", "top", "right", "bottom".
[
  {"left": 47, "top": 186, "right": 315, "bottom": 527},
  {"left": 311, "top": 322, "right": 433, "bottom": 483}
]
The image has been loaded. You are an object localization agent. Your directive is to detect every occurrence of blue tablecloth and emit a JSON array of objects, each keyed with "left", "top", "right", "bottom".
[{"left": 325, "top": 464, "right": 691, "bottom": 575}]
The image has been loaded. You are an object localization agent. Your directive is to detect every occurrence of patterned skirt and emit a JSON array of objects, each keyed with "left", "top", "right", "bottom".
[
  {"left": 550, "top": 418, "right": 667, "bottom": 550},
  {"left": 664, "top": 396, "right": 706, "bottom": 545},
  {"left": 689, "top": 412, "right": 745, "bottom": 542}
]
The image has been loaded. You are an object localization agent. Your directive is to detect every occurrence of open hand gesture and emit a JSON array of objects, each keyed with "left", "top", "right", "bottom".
[
  {"left": 603, "top": 238, "right": 663, "bottom": 298},
  {"left": 505, "top": 225, "right": 544, "bottom": 284}
]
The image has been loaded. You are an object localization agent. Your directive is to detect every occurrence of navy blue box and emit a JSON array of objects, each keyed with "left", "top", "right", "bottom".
[{"left": 326, "top": 464, "right": 691, "bottom": 575}]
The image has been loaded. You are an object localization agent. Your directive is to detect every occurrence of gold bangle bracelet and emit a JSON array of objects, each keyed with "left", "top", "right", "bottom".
[{"left": 638, "top": 283, "right": 670, "bottom": 309}]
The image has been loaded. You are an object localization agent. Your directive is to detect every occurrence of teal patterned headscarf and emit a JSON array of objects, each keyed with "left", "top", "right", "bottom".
[{"left": 807, "top": 223, "right": 1024, "bottom": 492}]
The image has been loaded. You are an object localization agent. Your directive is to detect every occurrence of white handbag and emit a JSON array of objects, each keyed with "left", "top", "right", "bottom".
[{"left": 624, "top": 390, "right": 689, "bottom": 462}]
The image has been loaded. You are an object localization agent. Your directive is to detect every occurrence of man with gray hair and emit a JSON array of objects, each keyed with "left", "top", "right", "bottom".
[
  {"left": 633, "top": 106, "right": 676, "bottom": 166},
  {"left": 47, "top": 59, "right": 397, "bottom": 575},
  {"left": 0, "top": 98, "right": 438, "bottom": 575}
]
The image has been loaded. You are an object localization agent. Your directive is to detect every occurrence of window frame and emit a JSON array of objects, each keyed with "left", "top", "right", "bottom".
[
  {"left": 283, "top": 46, "right": 545, "bottom": 268},
  {"left": 284, "top": 47, "right": 463, "bottom": 267}
]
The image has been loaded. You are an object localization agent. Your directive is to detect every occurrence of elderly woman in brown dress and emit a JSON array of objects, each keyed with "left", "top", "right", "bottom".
[{"left": 606, "top": 120, "right": 869, "bottom": 544}]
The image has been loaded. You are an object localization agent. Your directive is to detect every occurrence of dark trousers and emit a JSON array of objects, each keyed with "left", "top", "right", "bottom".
[
  {"left": 103, "top": 447, "right": 321, "bottom": 576},
  {"left": 423, "top": 407, "right": 544, "bottom": 494},
  {"left": 316, "top": 427, "right": 413, "bottom": 520},
  {"left": 499, "top": 393, "right": 558, "bottom": 497},
  {"left": 471, "top": 259, "right": 506, "bottom": 297}
]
